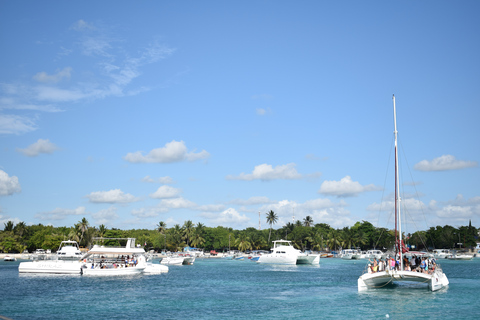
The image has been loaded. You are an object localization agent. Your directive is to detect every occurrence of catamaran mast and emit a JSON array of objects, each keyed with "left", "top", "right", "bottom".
[{"left": 393, "top": 94, "right": 403, "bottom": 270}]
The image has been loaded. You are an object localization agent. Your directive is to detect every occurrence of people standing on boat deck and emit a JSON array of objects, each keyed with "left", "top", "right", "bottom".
[
  {"left": 389, "top": 257, "right": 395, "bottom": 270},
  {"left": 410, "top": 255, "right": 416, "bottom": 270},
  {"left": 378, "top": 259, "right": 385, "bottom": 272},
  {"left": 368, "top": 258, "right": 378, "bottom": 272}
]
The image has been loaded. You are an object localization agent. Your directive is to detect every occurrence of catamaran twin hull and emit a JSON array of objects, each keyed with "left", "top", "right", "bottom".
[{"left": 358, "top": 269, "right": 449, "bottom": 292}]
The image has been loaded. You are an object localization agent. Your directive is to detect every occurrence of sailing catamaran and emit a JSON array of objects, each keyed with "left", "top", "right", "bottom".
[{"left": 357, "top": 95, "right": 449, "bottom": 292}]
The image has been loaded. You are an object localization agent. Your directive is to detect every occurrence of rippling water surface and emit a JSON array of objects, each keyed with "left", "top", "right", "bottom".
[{"left": 1, "top": 258, "right": 479, "bottom": 319}]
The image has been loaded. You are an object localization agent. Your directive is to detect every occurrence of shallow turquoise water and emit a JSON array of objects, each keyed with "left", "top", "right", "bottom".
[{"left": 1, "top": 258, "right": 479, "bottom": 319}]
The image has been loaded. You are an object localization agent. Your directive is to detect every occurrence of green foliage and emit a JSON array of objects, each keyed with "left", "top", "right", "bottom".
[{"left": 1, "top": 217, "right": 477, "bottom": 254}]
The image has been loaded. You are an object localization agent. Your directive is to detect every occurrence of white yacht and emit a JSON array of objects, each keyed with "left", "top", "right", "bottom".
[
  {"left": 3, "top": 255, "right": 16, "bottom": 261},
  {"left": 18, "top": 238, "right": 165, "bottom": 275},
  {"left": 341, "top": 249, "right": 361, "bottom": 260},
  {"left": 365, "top": 250, "right": 385, "bottom": 260},
  {"left": 358, "top": 95, "right": 449, "bottom": 292},
  {"left": 256, "top": 240, "right": 319, "bottom": 265},
  {"left": 56, "top": 240, "right": 83, "bottom": 260},
  {"left": 432, "top": 249, "right": 451, "bottom": 259},
  {"left": 81, "top": 238, "right": 147, "bottom": 275},
  {"left": 446, "top": 251, "right": 473, "bottom": 260}
]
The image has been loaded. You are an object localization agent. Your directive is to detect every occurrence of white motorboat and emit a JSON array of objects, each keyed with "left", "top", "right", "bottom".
[
  {"left": 433, "top": 249, "right": 451, "bottom": 259},
  {"left": 340, "top": 249, "right": 361, "bottom": 260},
  {"left": 160, "top": 256, "right": 185, "bottom": 266},
  {"left": 446, "top": 251, "right": 473, "bottom": 260},
  {"left": 19, "top": 238, "right": 157, "bottom": 275},
  {"left": 256, "top": 240, "right": 320, "bottom": 265},
  {"left": 81, "top": 238, "right": 146, "bottom": 275},
  {"left": 3, "top": 255, "right": 16, "bottom": 261},
  {"left": 365, "top": 250, "right": 385, "bottom": 260},
  {"left": 358, "top": 95, "right": 449, "bottom": 292},
  {"left": 56, "top": 240, "right": 84, "bottom": 260}
]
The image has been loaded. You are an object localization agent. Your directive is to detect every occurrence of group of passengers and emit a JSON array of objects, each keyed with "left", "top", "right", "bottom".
[
  {"left": 89, "top": 254, "right": 139, "bottom": 269},
  {"left": 368, "top": 255, "right": 436, "bottom": 274}
]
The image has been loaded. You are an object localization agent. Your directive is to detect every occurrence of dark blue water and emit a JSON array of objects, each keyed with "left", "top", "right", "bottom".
[{"left": 1, "top": 258, "right": 478, "bottom": 319}]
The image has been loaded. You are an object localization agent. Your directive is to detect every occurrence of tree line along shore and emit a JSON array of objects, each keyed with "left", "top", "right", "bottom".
[{"left": 1, "top": 212, "right": 478, "bottom": 254}]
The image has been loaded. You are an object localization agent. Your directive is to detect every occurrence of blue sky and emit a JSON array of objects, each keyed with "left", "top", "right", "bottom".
[{"left": 1, "top": 1, "right": 479, "bottom": 233}]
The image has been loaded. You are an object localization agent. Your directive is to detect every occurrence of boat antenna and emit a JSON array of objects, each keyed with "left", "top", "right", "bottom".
[
  {"left": 393, "top": 94, "right": 403, "bottom": 270},
  {"left": 259, "top": 211, "right": 261, "bottom": 230}
]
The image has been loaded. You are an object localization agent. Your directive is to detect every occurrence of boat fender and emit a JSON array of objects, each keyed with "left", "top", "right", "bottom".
[{"left": 80, "top": 267, "right": 83, "bottom": 275}]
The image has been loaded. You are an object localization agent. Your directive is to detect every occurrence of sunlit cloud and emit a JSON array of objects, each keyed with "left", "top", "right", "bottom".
[
  {"left": 0, "top": 170, "right": 21, "bottom": 196},
  {"left": 227, "top": 163, "right": 306, "bottom": 181},
  {"left": 124, "top": 140, "right": 209, "bottom": 163},
  {"left": 319, "top": 176, "right": 381, "bottom": 197},
  {"left": 16, "top": 139, "right": 59, "bottom": 157},
  {"left": 414, "top": 155, "right": 477, "bottom": 171},
  {"left": 86, "top": 189, "right": 139, "bottom": 204}
]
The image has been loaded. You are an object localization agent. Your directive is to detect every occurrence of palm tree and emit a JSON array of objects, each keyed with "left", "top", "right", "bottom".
[
  {"left": 306, "top": 230, "right": 325, "bottom": 251},
  {"left": 156, "top": 221, "right": 167, "bottom": 250},
  {"left": 341, "top": 227, "right": 357, "bottom": 249},
  {"left": 157, "top": 221, "right": 167, "bottom": 234},
  {"left": 182, "top": 220, "right": 195, "bottom": 246},
  {"left": 98, "top": 224, "right": 107, "bottom": 238},
  {"left": 326, "top": 229, "right": 342, "bottom": 252},
  {"left": 3, "top": 221, "right": 14, "bottom": 232},
  {"left": 190, "top": 229, "right": 205, "bottom": 248},
  {"left": 235, "top": 234, "right": 252, "bottom": 252},
  {"left": 303, "top": 216, "right": 314, "bottom": 227},
  {"left": 266, "top": 210, "right": 278, "bottom": 243},
  {"left": 14, "top": 221, "right": 27, "bottom": 238},
  {"left": 77, "top": 218, "right": 89, "bottom": 246},
  {"left": 170, "top": 224, "right": 186, "bottom": 251}
]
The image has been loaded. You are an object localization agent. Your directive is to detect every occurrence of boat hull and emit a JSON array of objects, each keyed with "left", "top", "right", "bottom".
[
  {"left": 18, "top": 260, "right": 83, "bottom": 274},
  {"left": 257, "top": 254, "right": 297, "bottom": 265},
  {"left": 296, "top": 254, "right": 320, "bottom": 265},
  {"left": 358, "top": 269, "right": 449, "bottom": 292},
  {"left": 82, "top": 265, "right": 145, "bottom": 275}
]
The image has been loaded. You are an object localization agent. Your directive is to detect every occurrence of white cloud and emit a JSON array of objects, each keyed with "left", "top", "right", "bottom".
[
  {"left": 255, "top": 198, "right": 351, "bottom": 229},
  {"left": 150, "top": 185, "right": 181, "bottom": 199},
  {"left": 142, "top": 175, "right": 174, "bottom": 184},
  {"left": 200, "top": 208, "right": 250, "bottom": 228},
  {"left": 16, "top": 139, "right": 59, "bottom": 157},
  {"left": 160, "top": 197, "right": 196, "bottom": 209},
  {"left": 256, "top": 108, "right": 266, "bottom": 115},
  {"left": 1, "top": 22, "right": 176, "bottom": 135},
  {"left": 0, "top": 170, "right": 21, "bottom": 196},
  {"left": 414, "top": 155, "right": 477, "bottom": 171},
  {"left": 33, "top": 67, "right": 72, "bottom": 84},
  {"left": 35, "top": 206, "right": 86, "bottom": 221},
  {"left": 319, "top": 176, "right": 381, "bottom": 197},
  {"left": 228, "top": 196, "right": 273, "bottom": 206},
  {"left": 195, "top": 204, "right": 226, "bottom": 212},
  {"left": 92, "top": 206, "right": 119, "bottom": 225},
  {"left": 124, "top": 140, "right": 210, "bottom": 163},
  {"left": 0, "top": 114, "right": 37, "bottom": 135},
  {"left": 86, "top": 189, "right": 139, "bottom": 203},
  {"left": 131, "top": 207, "right": 167, "bottom": 218},
  {"left": 227, "top": 163, "right": 303, "bottom": 181},
  {"left": 71, "top": 19, "right": 95, "bottom": 31}
]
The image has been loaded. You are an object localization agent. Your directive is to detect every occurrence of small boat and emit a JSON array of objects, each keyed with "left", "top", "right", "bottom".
[
  {"left": 56, "top": 240, "right": 83, "bottom": 260},
  {"left": 446, "top": 251, "right": 473, "bottom": 260},
  {"left": 365, "top": 250, "right": 385, "bottom": 260},
  {"left": 143, "top": 255, "right": 169, "bottom": 274},
  {"left": 340, "top": 249, "right": 361, "bottom": 260},
  {"left": 3, "top": 255, "right": 16, "bottom": 261},
  {"left": 358, "top": 95, "right": 449, "bottom": 292},
  {"left": 433, "top": 249, "right": 451, "bottom": 259},
  {"left": 160, "top": 256, "right": 185, "bottom": 265},
  {"left": 256, "top": 240, "right": 320, "bottom": 265}
]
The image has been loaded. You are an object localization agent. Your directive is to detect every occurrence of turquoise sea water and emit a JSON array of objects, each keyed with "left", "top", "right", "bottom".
[{"left": 0, "top": 258, "right": 479, "bottom": 319}]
